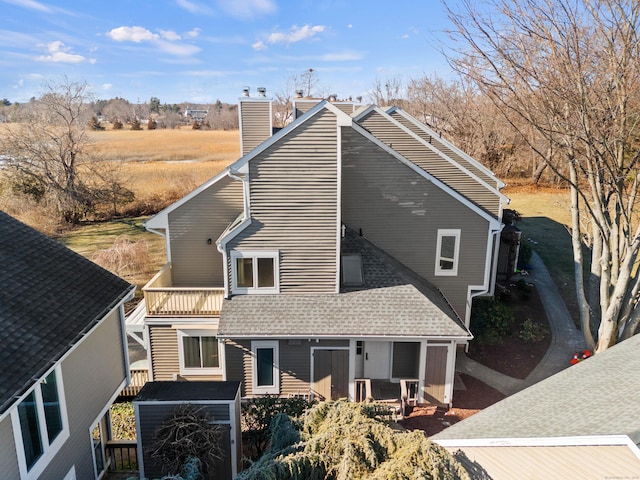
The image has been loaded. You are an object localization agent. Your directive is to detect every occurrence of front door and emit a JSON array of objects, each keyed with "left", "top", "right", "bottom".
[
  {"left": 313, "top": 349, "right": 349, "bottom": 400},
  {"left": 424, "top": 345, "right": 448, "bottom": 404},
  {"left": 363, "top": 341, "right": 391, "bottom": 379}
]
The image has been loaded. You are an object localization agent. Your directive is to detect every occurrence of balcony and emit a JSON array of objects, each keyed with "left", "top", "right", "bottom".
[{"left": 143, "top": 263, "right": 225, "bottom": 317}]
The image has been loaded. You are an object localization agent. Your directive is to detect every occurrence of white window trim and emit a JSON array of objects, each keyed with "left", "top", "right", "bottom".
[
  {"left": 251, "top": 340, "right": 280, "bottom": 395},
  {"left": 177, "top": 329, "right": 224, "bottom": 376},
  {"left": 10, "top": 365, "right": 70, "bottom": 480},
  {"left": 230, "top": 250, "right": 280, "bottom": 294},
  {"left": 435, "top": 229, "right": 461, "bottom": 276}
]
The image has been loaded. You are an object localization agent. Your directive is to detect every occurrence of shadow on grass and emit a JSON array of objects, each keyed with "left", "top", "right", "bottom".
[{"left": 517, "top": 216, "right": 587, "bottom": 322}]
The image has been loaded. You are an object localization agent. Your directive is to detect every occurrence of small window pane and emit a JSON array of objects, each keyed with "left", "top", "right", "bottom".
[
  {"left": 342, "top": 254, "right": 363, "bottom": 286},
  {"left": 18, "top": 391, "right": 43, "bottom": 470},
  {"left": 256, "top": 348, "right": 274, "bottom": 387},
  {"left": 92, "top": 423, "right": 105, "bottom": 475},
  {"left": 201, "top": 337, "right": 219, "bottom": 368},
  {"left": 440, "top": 236, "right": 456, "bottom": 260},
  {"left": 41, "top": 371, "right": 62, "bottom": 444},
  {"left": 183, "top": 336, "right": 201, "bottom": 368},
  {"left": 236, "top": 258, "right": 253, "bottom": 288},
  {"left": 257, "top": 257, "right": 275, "bottom": 288}
]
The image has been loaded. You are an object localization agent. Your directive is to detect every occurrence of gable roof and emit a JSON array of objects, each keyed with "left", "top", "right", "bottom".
[
  {"left": 219, "top": 229, "right": 471, "bottom": 339},
  {"left": 0, "top": 212, "right": 135, "bottom": 416},
  {"left": 433, "top": 334, "right": 640, "bottom": 443}
]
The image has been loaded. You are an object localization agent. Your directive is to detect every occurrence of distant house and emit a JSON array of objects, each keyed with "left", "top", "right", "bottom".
[
  {"left": 433, "top": 335, "right": 640, "bottom": 478},
  {"left": 0, "top": 212, "right": 135, "bottom": 480},
  {"left": 183, "top": 107, "right": 209, "bottom": 122},
  {"left": 132, "top": 91, "right": 508, "bottom": 407}
]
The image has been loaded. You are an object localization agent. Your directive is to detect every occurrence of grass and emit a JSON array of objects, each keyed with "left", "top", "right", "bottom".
[
  {"left": 504, "top": 185, "right": 579, "bottom": 320},
  {"left": 59, "top": 216, "right": 166, "bottom": 292}
]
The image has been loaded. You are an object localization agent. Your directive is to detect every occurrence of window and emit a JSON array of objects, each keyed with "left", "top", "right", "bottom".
[
  {"left": 91, "top": 420, "right": 106, "bottom": 479},
  {"left": 251, "top": 341, "right": 279, "bottom": 395},
  {"left": 178, "top": 330, "right": 222, "bottom": 375},
  {"left": 435, "top": 229, "right": 461, "bottom": 276},
  {"left": 11, "top": 367, "right": 69, "bottom": 479},
  {"left": 342, "top": 254, "right": 363, "bottom": 286},
  {"left": 231, "top": 251, "right": 279, "bottom": 294}
]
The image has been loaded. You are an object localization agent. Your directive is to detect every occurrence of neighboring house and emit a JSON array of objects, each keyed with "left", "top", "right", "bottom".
[
  {"left": 433, "top": 335, "right": 640, "bottom": 478},
  {"left": 135, "top": 92, "right": 508, "bottom": 406},
  {"left": 0, "top": 212, "right": 135, "bottom": 480},
  {"left": 184, "top": 108, "right": 209, "bottom": 122}
]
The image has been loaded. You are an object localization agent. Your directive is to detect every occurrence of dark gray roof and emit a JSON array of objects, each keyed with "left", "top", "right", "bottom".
[
  {"left": 134, "top": 381, "right": 241, "bottom": 402},
  {"left": 433, "top": 335, "right": 640, "bottom": 443},
  {"left": 219, "top": 229, "right": 470, "bottom": 339},
  {"left": 0, "top": 212, "right": 134, "bottom": 415}
]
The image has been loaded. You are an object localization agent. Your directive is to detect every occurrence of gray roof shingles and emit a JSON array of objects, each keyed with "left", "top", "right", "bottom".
[
  {"left": 433, "top": 334, "right": 640, "bottom": 443},
  {"left": 0, "top": 211, "right": 134, "bottom": 415},
  {"left": 219, "top": 229, "right": 470, "bottom": 339}
]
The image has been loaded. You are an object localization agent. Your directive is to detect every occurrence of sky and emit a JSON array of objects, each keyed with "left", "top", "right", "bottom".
[{"left": 0, "top": 0, "right": 458, "bottom": 105}]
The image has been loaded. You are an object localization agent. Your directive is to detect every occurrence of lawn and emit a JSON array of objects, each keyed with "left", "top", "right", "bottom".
[{"left": 504, "top": 185, "right": 579, "bottom": 320}]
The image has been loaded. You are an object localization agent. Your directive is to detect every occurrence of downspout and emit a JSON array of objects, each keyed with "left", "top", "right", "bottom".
[{"left": 217, "top": 170, "right": 250, "bottom": 299}]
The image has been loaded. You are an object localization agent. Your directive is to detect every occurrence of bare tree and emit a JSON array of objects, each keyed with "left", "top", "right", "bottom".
[
  {"left": 446, "top": 0, "right": 640, "bottom": 351},
  {"left": 1, "top": 79, "right": 105, "bottom": 223}
]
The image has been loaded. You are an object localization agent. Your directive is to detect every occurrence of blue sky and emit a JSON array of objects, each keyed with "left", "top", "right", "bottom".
[{"left": 1, "top": 0, "right": 457, "bottom": 104}]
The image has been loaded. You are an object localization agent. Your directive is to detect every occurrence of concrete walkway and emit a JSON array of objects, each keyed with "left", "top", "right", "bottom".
[{"left": 456, "top": 252, "right": 587, "bottom": 396}]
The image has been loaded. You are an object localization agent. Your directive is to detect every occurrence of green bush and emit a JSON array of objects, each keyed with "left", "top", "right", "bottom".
[
  {"left": 470, "top": 296, "right": 515, "bottom": 345},
  {"left": 518, "top": 239, "right": 533, "bottom": 267},
  {"left": 242, "top": 396, "right": 314, "bottom": 459},
  {"left": 519, "top": 318, "right": 550, "bottom": 343}
]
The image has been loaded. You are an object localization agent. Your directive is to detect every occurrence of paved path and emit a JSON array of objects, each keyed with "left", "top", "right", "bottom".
[{"left": 456, "top": 252, "right": 587, "bottom": 396}]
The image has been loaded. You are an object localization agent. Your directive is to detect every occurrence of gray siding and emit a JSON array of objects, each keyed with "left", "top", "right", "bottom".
[
  {"left": 138, "top": 404, "right": 232, "bottom": 479},
  {"left": 169, "top": 175, "right": 244, "bottom": 286},
  {"left": 225, "top": 339, "right": 349, "bottom": 397},
  {"left": 240, "top": 100, "right": 272, "bottom": 155},
  {"left": 341, "top": 126, "right": 489, "bottom": 320},
  {"left": 0, "top": 417, "right": 20, "bottom": 480},
  {"left": 294, "top": 100, "right": 320, "bottom": 119},
  {"left": 40, "top": 308, "right": 127, "bottom": 480},
  {"left": 389, "top": 110, "right": 500, "bottom": 190},
  {"left": 228, "top": 109, "right": 339, "bottom": 294},
  {"left": 359, "top": 110, "right": 501, "bottom": 217}
]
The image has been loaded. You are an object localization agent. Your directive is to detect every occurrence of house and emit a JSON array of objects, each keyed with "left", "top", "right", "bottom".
[
  {"left": 135, "top": 91, "right": 508, "bottom": 406},
  {"left": 433, "top": 335, "right": 640, "bottom": 478},
  {"left": 0, "top": 212, "right": 135, "bottom": 480}
]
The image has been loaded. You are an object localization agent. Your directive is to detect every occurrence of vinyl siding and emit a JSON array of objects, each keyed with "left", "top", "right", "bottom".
[
  {"left": 149, "top": 325, "right": 224, "bottom": 381},
  {"left": 240, "top": 100, "right": 272, "bottom": 155},
  {"left": 389, "top": 110, "right": 501, "bottom": 190},
  {"left": 341, "top": 126, "right": 489, "bottom": 320},
  {"left": 168, "top": 175, "right": 244, "bottom": 286},
  {"left": 225, "top": 339, "right": 349, "bottom": 397},
  {"left": 138, "top": 404, "right": 232, "bottom": 479},
  {"left": 149, "top": 325, "right": 180, "bottom": 381},
  {"left": 359, "top": 110, "right": 501, "bottom": 217},
  {"left": 40, "top": 308, "right": 127, "bottom": 480},
  {"left": 294, "top": 100, "right": 320, "bottom": 119},
  {"left": 0, "top": 417, "right": 20, "bottom": 480},
  {"left": 228, "top": 109, "right": 339, "bottom": 294}
]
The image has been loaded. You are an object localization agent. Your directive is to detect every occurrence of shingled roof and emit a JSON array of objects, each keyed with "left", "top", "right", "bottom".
[
  {"left": 0, "top": 212, "right": 134, "bottom": 416},
  {"left": 219, "top": 229, "right": 470, "bottom": 339}
]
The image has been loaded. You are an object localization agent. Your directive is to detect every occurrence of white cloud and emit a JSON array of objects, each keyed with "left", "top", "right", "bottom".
[
  {"left": 159, "top": 29, "right": 181, "bottom": 41},
  {"left": 176, "top": 0, "right": 212, "bottom": 15},
  {"left": 252, "top": 40, "right": 267, "bottom": 51},
  {"left": 107, "top": 26, "right": 158, "bottom": 43},
  {"left": 3, "top": 0, "right": 51, "bottom": 13},
  {"left": 267, "top": 25, "right": 325, "bottom": 45},
  {"left": 185, "top": 28, "right": 201, "bottom": 38},
  {"left": 102, "top": 83, "right": 112, "bottom": 91},
  {"left": 156, "top": 40, "right": 201, "bottom": 56},
  {"left": 36, "top": 41, "right": 87, "bottom": 63},
  {"left": 216, "top": 0, "right": 276, "bottom": 20},
  {"left": 322, "top": 51, "right": 363, "bottom": 62}
]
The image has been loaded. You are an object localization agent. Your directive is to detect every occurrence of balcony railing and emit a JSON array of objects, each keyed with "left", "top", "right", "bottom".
[
  {"left": 121, "top": 368, "right": 149, "bottom": 398},
  {"left": 143, "top": 263, "right": 225, "bottom": 317},
  {"left": 106, "top": 439, "right": 137, "bottom": 474}
]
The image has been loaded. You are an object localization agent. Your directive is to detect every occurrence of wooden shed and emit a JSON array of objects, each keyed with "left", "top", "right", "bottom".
[{"left": 133, "top": 381, "right": 242, "bottom": 479}]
